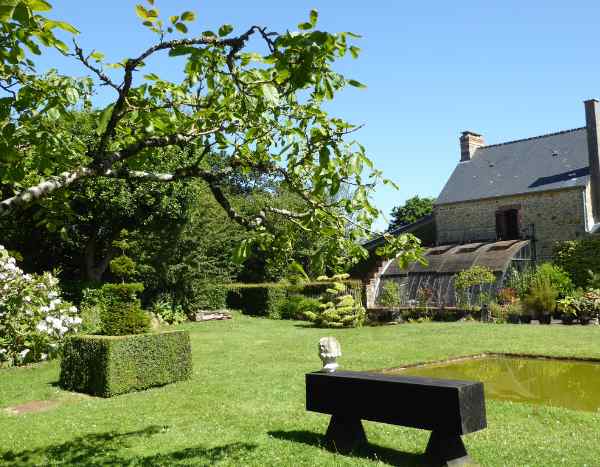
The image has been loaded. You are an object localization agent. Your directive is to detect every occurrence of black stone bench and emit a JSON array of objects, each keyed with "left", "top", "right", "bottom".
[{"left": 306, "top": 370, "right": 486, "bottom": 466}]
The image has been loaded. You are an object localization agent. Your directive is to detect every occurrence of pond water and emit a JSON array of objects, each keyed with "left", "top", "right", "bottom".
[{"left": 384, "top": 355, "right": 600, "bottom": 412}]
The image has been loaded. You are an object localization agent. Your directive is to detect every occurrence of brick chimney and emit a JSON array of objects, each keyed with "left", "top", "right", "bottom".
[
  {"left": 460, "top": 131, "right": 485, "bottom": 162},
  {"left": 585, "top": 99, "right": 600, "bottom": 221}
]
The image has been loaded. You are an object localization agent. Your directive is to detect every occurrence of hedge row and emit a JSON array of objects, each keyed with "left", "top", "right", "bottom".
[
  {"left": 224, "top": 281, "right": 364, "bottom": 318},
  {"left": 59, "top": 330, "right": 192, "bottom": 397}
]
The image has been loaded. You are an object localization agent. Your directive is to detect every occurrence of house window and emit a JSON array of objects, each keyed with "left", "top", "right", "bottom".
[{"left": 496, "top": 208, "right": 520, "bottom": 240}]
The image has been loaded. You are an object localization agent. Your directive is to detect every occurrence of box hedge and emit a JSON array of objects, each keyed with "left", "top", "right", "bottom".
[{"left": 59, "top": 330, "right": 192, "bottom": 397}]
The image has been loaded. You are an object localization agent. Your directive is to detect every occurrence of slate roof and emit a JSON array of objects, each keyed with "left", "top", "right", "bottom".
[{"left": 436, "top": 127, "right": 591, "bottom": 205}]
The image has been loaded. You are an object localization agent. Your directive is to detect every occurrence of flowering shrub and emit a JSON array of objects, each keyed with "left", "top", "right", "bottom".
[{"left": 0, "top": 245, "right": 81, "bottom": 367}]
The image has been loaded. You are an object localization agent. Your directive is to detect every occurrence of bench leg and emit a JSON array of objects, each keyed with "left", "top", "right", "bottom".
[
  {"left": 324, "top": 415, "right": 367, "bottom": 454},
  {"left": 425, "top": 431, "right": 476, "bottom": 466}
]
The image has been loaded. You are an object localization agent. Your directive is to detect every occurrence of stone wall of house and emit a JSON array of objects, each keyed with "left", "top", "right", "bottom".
[{"left": 434, "top": 187, "right": 589, "bottom": 259}]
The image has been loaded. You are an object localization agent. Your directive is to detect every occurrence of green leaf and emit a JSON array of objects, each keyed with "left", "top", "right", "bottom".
[
  {"left": 309, "top": 9, "right": 318, "bottom": 26},
  {"left": 261, "top": 83, "right": 279, "bottom": 105},
  {"left": 218, "top": 24, "right": 233, "bottom": 37},
  {"left": 143, "top": 73, "right": 159, "bottom": 81},
  {"left": 46, "top": 107, "right": 60, "bottom": 120},
  {"left": 169, "top": 15, "right": 179, "bottom": 24},
  {"left": 96, "top": 103, "right": 115, "bottom": 136},
  {"left": 175, "top": 22, "right": 188, "bottom": 33},
  {"left": 319, "top": 147, "right": 330, "bottom": 168},
  {"left": 135, "top": 4, "right": 149, "bottom": 19},
  {"left": 181, "top": 11, "right": 196, "bottom": 22},
  {"left": 45, "top": 20, "right": 79, "bottom": 34},
  {"left": 349, "top": 46, "right": 360, "bottom": 59},
  {"left": 65, "top": 88, "right": 79, "bottom": 105},
  {"left": 0, "top": 1, "right": 18, "bottom": 21},
  {"left": 27, "top": 0, "right": 52, "bottom": 12},
  {"left": 90, "top": 51, "right": 104, "bottom": 62},
  {"left": 298, "top": 22, "right": 313, "bottom": 31},
  {"left": 347, "top": 79, "right": 366, "bottom": 89}
]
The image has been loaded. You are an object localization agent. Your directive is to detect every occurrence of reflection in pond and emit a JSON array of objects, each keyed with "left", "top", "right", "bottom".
[{"left": 385, "top": 356, "right": 600, "bottom": 412}]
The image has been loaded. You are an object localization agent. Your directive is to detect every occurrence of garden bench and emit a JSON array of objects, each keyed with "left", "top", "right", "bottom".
[{"left": 306, "top": 370, "right": 486, "bottom": 466}]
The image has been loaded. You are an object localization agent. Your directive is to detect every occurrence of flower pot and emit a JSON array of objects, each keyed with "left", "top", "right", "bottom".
[
  {"left": 507, "top": 314, "right": 520, "bottom": 324},
  {"left": 539, "top": 313, "right": 552, "bottom": 325},
  {"left": 520, "top": 315, "right": 532, "bottom": 324},
  {"left": 561, "top": 315, "right": 575, "bottom": 325}
]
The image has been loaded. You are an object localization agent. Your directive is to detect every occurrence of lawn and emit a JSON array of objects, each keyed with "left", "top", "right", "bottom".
[{"left": 1, "top": 316, "right": 600, "bottom": 466}]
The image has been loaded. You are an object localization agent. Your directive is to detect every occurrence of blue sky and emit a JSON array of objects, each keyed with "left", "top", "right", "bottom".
[{"left": 37, "top": 1, "right": 600, "bottom": 230}]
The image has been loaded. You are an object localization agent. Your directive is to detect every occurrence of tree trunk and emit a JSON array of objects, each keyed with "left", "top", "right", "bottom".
[{"left": 83, "top": 235, "right": 117, "bottom": 283}]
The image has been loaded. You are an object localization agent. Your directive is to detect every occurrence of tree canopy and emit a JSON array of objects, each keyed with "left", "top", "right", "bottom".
[
  {"left": 388, "top": 195, "right": 435, "bottom": 231},
  {"left": 0, "top": 0, "right": 422, "bottom": 272}
]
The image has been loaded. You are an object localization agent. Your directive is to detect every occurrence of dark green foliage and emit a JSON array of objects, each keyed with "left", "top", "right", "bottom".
[
  {"left": 553, "top": 237, "right": 600, "bottom": 288},
  {"left": 227, "top": 284, "right": 287, "bottom": 318},
  {"left": 59, "top": 331, "right": 192, "bottom": 397},
  {"left": 187, "top": 281, "right": 228, "bottom": 311},
  {"left": 100, "top": 302, "right": 151, "bottom": 336},
  {"left": 388, "top": 195, "right": 435, "bottom": 230},
  {"left": 98, "top": 282, "right": 150, "bottom": 335}
]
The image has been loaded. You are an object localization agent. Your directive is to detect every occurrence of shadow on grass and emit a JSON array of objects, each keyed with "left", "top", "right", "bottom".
[
  {"left": 269, "top": 429, "right": 427, "bottom": 467},
  {"left": 1, "top": 425, "right": 257, "bottom": 466}
]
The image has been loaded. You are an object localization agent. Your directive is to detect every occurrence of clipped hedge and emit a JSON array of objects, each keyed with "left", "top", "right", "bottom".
[
  {"left": 553, "top": 237, "right": 600, "bottom": 288},
  {"left": 225, "top": 280, "right": 363, "bottom": 319},
  {"left": 59, "top": 330, "right": 192, "bottom": 397}
]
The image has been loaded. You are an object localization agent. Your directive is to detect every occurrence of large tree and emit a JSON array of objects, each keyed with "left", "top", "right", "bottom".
[
  {"left": 388, "top": 195, "right": 435, "bottom": 231},
  {"left": 0, "top": 1, "right": 422, "bottom": 269}
]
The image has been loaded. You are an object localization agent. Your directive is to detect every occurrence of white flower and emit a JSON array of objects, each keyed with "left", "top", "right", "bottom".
[
  {"left": 48, "top": 291, "right": 58, "bottom": 299},
  {"left": 19, "top": 348, "right": 30, "bottom": 359},
  {"left": 36, "top": 321, "right": 48, "bottom": 332},
  {"left": 73, "top": 317, "right": 82, "bottom": 325},
  {"left": 40, "top": 353, "right": 48, "bottom": 361},
  {"left": 69, "top": 306, "right": 77, "bottom": 313}
]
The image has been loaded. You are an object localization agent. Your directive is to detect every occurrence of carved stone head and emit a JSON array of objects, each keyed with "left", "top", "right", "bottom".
[{"left": 318, "top": 337, "right": 341, "bottom": 372}]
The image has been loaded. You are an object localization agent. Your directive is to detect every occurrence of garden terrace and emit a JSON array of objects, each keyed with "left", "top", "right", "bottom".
[{"left": 1, "top": 316, "right": 600, "bottom": 466}]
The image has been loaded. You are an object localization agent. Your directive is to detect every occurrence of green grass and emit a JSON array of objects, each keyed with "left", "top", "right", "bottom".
[{"left": 1, "top": 317, "right": 600, "bottom": 466}]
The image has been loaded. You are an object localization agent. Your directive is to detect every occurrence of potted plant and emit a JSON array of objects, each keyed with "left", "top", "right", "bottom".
[
  {"left": 523, "top": 277, "right": 557, "bottom": 325},
  {"left": 505, "top": 302, "right": 522, "bottom": 324},
  {"left": 557, "top": 294, "right": 580, "bottom": 325}
]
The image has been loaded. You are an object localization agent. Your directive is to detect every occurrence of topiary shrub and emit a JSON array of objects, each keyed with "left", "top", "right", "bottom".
[
  {"left": 59, "top": 330, "right": 192, "bottom": 397},
  {"left": 187, "top": 281, "right": 228, "bottom": 311},
  {"left": 303, "top": 274, "right": 366, "bottom": 328},
  {"left": 98, "top": 283, "right": 150, "bottom": 336}
]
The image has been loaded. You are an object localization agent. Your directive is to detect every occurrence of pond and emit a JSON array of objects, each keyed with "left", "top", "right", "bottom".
[{"left": 383, "top": 354, "right": 600, "bottom": 412}]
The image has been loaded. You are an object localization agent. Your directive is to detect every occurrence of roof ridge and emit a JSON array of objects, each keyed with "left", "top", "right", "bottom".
[{"left": 479, "top": 127, "right": 586, "bottom": 150}]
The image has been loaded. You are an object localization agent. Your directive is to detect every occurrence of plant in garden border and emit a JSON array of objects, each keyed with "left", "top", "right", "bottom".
[
  {"left": 454, "top": 265, "right": 496, "bottom": 309},
  {"left": 0, "top": 245, "right": 81, "bottom": 366}
]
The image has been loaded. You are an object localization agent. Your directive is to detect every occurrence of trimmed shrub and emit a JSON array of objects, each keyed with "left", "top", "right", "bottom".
[
  {"left": 187, "top": 281, "right": 228, "bottom": 312},
  {"left": 303, "top": 275, "right": 366, "bottom": 328},
  {"left": 98, "top": 282, "right": 150, "bottom": 336},
  {"left": 59, "top": 330, "right": 192, "bottom": 397},
  {"left": 226, "top": 285, "right": 287, "bottom": 318},
  {"left": 553, "top": 237, "right": 600, "bottom": 287}
]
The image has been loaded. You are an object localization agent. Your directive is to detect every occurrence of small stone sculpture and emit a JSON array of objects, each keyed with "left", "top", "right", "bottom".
[{"left": 319, "top": 337, "right": 341, "bottom": 372}]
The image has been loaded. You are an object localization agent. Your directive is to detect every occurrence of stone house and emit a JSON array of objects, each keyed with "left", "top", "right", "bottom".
[
  {"left": 435, "top": 99, "right": 600, "bottom": 260},
  {"left": 361, "top": 99, "right": 600, "bottom": 307}
]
